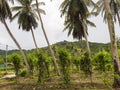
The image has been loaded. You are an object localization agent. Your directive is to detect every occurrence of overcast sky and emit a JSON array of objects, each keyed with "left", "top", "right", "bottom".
[{"left": 0, "top": 0, "right": 120, "bottom": 50}]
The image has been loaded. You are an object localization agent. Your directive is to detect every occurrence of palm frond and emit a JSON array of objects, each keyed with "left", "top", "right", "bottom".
[
  {"left": 84, "top": 0, "right": 97, "bottom": 7},
  {"left": 11, "top": 6, "right": 22, "bottom": 11},
  {"left": 86, "top": 20, "right": 96, "bottom": 27},
  {"left": 11, "top": 11, "right": 20, "bottom": 21},
  {"left": 32, "top": 2, "right": 45, "bottom": 7},
  {"left": 34, "top": 8, "right": 46, "bottom": 15},
  {"left": 11, "top": 0, "right": 41, "bottom": 31},
  {"left": 59, "top": 0, "right": 69, "bottom": 17},
  {"left": 0, "top": 0, "right": 12, "bottom": 22}
]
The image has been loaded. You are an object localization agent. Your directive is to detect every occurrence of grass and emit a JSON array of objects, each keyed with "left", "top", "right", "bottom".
[{"left": 0, "top": 70, "right": 115, "bottom": 90}]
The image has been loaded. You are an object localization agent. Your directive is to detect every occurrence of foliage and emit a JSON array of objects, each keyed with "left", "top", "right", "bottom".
[
  {"left": 102, "top": 75, "right": 113, "bottom": 88},
  {"left": 9, "top": 53, "right": 21, "bottom": 82},
  {"left": 27, "top": 53, "right": 38, "bottom": 75},
  {"left": 79, "top": 51, "right": 92, "bottom": 77},
  {"left": 20, "top": 69, "right": 27, "bottom": 77},
  {"left": 11, "top": 0, "right": 45, "bottom": 31},
  {"left": 93, "top": 50, "right": 113, "bottom": 72},
  {"left": 0, "top": 41, "right": 111, "bottom": 56},
  {"left": 60, "top": 0, "right": 88, "bottom": 40},
  {"left": 58, "top": 48, "right": 71, "bottom": 84},
  {"left": 72, "top": 56, "right": 81, "bottom": 70},
  {"left": 0, "top": 73, "right": 4, "bottom": 78},
  {"left": 93, "top": 0, "right": 120, "bottom": 24},
  {"left": 37, "top": 51, "right": 46, "bottom": 83},
  {"left": 0, "top": 0, "right": 12, "bottom": 22},
  {"left": 60, "top": 0, "right": 96, "bottom": 41},
  {"left": 11, "top": 0, "right": 45, "bottom": 51},
  {"left": 44, "top": 55, "right": 52, "bottom": 77},
  {"left": 10, "top": 53, "right": 21, "bottom": 75},
  {"left": 0, "top": 57, "right": 4, "bottom": 64}
]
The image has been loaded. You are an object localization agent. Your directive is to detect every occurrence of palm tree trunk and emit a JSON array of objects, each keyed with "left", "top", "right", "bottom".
[
  {"left": 31, "top": 28, "right": 39, "bottom": 52},
  {"left": 117, "top": 13, "right": 120, "bottom": 26},
  {"left": 83, "top": 19, "right": 93, "bottom": 85},
  {"left": 35, "top": 0, "right": 60, "bottom": 76},
  {"left": 3, "top": 19, "right": 31, "bottom": 74},
  {"left": 83, "top": 20, "right": 91, "bottom": 54},
  {"left": 104, "top": 0, "right": 120, "bottom": 88}
]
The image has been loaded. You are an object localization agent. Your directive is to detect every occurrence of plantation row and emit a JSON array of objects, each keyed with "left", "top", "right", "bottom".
[{"left": 0, "top": 48, "right": 116, "bottom": 85}]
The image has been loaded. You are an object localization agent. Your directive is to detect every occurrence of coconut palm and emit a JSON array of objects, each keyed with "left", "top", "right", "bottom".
[
  {"left": 0, "top": 0, "right": 30, "bottom": 74},
  {"left": 94, "top": 0, "right": 120, "bottom": 87},
  {"left": 60, "top": 0, "right": 95, "bottom": 54},
  {"left": 60, "top": 0, "right": 96, "bottom": 84},
  {"left": 35, "top": 0, "right": 60, "bottom": 75},
  {"left": 94, "top": 0, "right": 120, "bottom": 25},
  {"left": 11, "top": 0, "right": 45, "bottom": 52}
]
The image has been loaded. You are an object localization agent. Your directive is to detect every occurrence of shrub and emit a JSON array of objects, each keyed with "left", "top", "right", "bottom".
[
  {"left": 93, "top": 50, "right": 113, "bottom": 72},
  {"left": 37, "top": 52, "right": 46, "bottom": 83},
  {"left": 72, "top": 56, "right": 80, "bottom": 70},
  {"left": 27, "top": 54, "right": 38, "bottom": 75},
  {"left": 20, "top": 70, "right": 27, "bottom": 77},
  {"left": 10, "top": 53, "right": 21, "bottom": 82},
  {"left": 79, "top": 51, "right": 92, "bottom": 77},
  {"left": 58, "top": 48, "right": 71, "bottom": 84}
]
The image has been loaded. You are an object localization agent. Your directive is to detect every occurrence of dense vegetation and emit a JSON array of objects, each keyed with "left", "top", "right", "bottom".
[
  {"left": 0, "top": 0, "right": 120, "bottom": 89},
  {"left": 0, "top": 40, "right": 109, "bottom": 55},
  {"left": 0, "top": 40, "right": 119, "bottom": 89}
]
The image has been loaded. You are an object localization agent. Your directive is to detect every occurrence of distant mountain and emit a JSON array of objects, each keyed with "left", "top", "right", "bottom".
[
  {"left": 0, "top": 50, "right": 5, "bottom": 55},
  {"left": 0, "top": 40, "right": 111, "bottom": 56},
  {"left": 52, "top": 40, "right": 110, "bottom": 54},
  {"left": 0, "top": 49, "right": 26, "bottom": 56}
]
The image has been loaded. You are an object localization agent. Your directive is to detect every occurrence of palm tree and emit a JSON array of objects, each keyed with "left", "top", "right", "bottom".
[
  {"left": 0, "top": 0, "right": 30, "bottom": 74},
  {"left": 104, "top": 0, "right": 120, "bottom": 88},
  {"left": 60, "top": 0, "right": 95, "bottom": 84},
  {"left": 35, "top": 0, "right": 60, "bottom": 76},
  {"left": 94, "top": 0, "right": 120, "bottom": 88},
  {"left": 110, "top": 0, "right": 120, "bottom": 25},
  {"left": 60, "top": 0, "right": 95, "bottom": 54},
  {"left": 11, "top": 0, "right": 44, "bottom": 52},
  {"left": 94, "top": 0, "right": 120, "bottom": 25}
]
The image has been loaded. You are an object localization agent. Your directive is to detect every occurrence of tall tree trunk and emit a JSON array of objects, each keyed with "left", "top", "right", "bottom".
[
  {"left": 83, "top": 20, "right": 91, "bottom": 54},
  {"left": 104, "top": 0, "right": 120, "bottom": 88},
  {"left": 31, "top": 28, "right": 39, "bottom": 52},
  {"left": 3, "top": 19, "right": 30, "bottom": 74},
  {"left": 83, "top": 19, "right": 92, "bottom": 85},
  {"left": 35, "top": 0, "right": 60, "bottom": 76},
  {"left": 117, "top": 13, "right": 120, "bottom": 26}
]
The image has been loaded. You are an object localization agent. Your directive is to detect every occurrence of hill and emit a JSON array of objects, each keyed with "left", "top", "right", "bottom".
[
  {"left": 52, "top": 40, "right": 110, "bottom": 53},
  {"left": 0, "top": 40, "right": 111, "bottom": 56}
]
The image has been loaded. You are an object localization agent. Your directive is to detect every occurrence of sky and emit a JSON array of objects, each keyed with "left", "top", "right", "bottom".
[{"left": 0, "top": 0, "right": 120, "bottom": 50}]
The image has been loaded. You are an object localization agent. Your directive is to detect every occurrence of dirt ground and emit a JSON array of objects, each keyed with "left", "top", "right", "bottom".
[
  {"left": 0, "top": 72, "right": 120, "bottom": 90},
  {"left": 0, "top": 83, "right": 110, "bottom": 90},
  {"left": 0, "top": 78, "right": 118, "bottom": 90}
]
